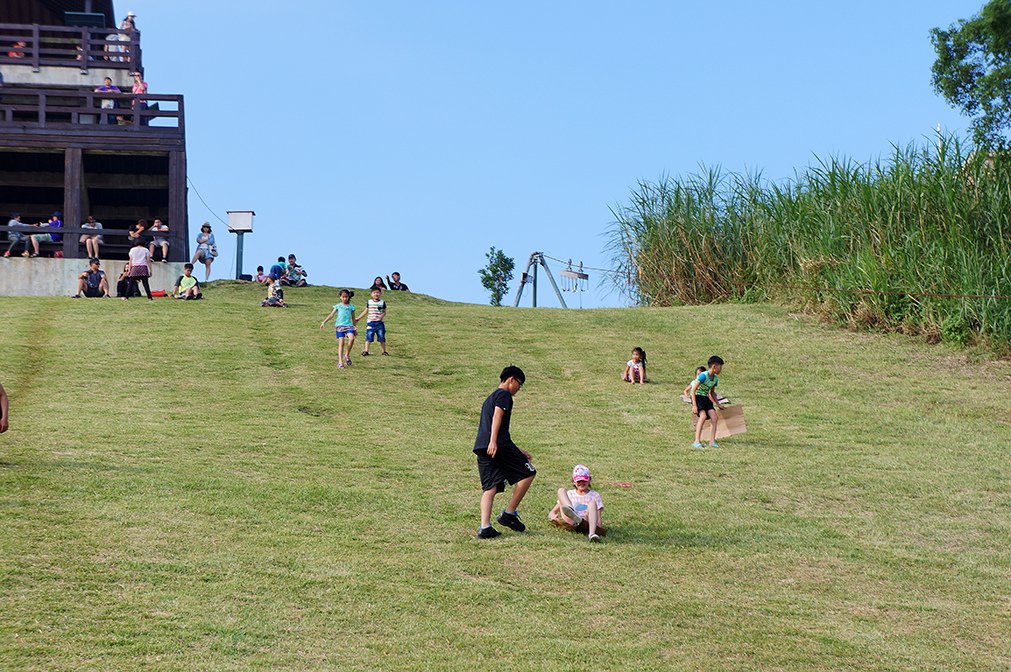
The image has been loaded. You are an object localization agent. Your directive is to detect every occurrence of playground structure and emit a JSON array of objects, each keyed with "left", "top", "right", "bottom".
[{"left": 513, "top": 252, "right": 590, "bottom": 309}]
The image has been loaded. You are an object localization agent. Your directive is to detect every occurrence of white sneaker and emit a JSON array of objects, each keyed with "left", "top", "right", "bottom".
[{"left": 588, "top": 534, "right": 601, "bottom": 543}]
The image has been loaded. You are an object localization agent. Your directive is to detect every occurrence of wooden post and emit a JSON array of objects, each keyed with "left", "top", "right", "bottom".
[
  {"left": 63, "top": 148, "right": 83, "bottom": 258},
  {"left": 168, "top": 150, "right": 188, "bottom": 262}
]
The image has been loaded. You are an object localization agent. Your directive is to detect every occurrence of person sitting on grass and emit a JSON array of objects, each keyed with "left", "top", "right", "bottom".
[
  {"left": 0, "top": 382, "right": 8, "bottom": 433},
  {"left": 369, "top": 276, "right": 388, "bottom": 291},
  {"left": 319, "top": 289, "right": 358, "bottom": 369},
  {"left": 358, "top": 286, "right": 389, "bottom": 357},
  {"left": 172, "top": 263, "right": 202, "bottom": 300},
  {"left": 254, "top": 266, "right": 267, "bottom": 284},
  {"left": 260, "top": 277, "right": 287, "bottom": 307},
  {"left": 283, "top": 254, "right": 308, "bottom": 287},
  {"left": 623, "top": 347, "right": 647, "bottom": 384},
  {"left": 549, "top": 464, "right": 606, "bottom": 543},
  {"left": 268, "top": 256, "right": 287, "bottom": 282},
  {"left": 682, "top": 366, "right": 706, "bottom": 401},
  {"left": 474, "top": 365, "right": 535, "bottom": 539},
  {"left": 689, "top": 355, "right": 725, "bottom": 449},
  {"left": 386, "top": 271, "right": 409, "bottom": 291},
  {"left": 72, "top": 258, "right": 110, "bottom": 298}
]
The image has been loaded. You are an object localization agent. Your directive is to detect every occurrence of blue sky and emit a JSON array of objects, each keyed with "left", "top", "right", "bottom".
[{"left": 132, "top": 1, "right": 981, "bottom": 307}]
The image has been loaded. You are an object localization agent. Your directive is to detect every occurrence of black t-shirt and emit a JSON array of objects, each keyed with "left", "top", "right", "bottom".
[
  {"left": 473, "top": 388, "right": 515, "bottom": 453},
  {"left": 390, "top": 281, "right": 409, "bottom": 291},
  {"left": 84, "top": 269, "right": 105, "bottom": 288}
]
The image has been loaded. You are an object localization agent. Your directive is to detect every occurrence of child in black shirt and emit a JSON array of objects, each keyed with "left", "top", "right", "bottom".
[{"left": 474, "top": 366, "right": 535, "bottom": 538}]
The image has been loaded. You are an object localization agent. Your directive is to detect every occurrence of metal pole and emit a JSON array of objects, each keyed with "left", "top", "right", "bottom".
[
  {"left": 235, "top": 232, "right": 244, "bottom": 279},
  {"left": 512, "top": 255, "right": 536, "bottom": 307},
  {"left": 532, "top": 256, "right": 538, "bottom": 308},
  {"left": 538, "top": 256, "right": 568, "bottom": 309}
]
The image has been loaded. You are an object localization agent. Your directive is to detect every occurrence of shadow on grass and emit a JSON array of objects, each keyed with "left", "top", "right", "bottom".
[{"left": 547, "top": 523, "right": 743, "bottom": 548}]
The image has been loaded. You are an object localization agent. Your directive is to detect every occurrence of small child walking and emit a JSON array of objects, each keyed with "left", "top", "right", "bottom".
[
  {"left": 474, "top": 366, "right": 536, "bottom": 538},
  {"left": 689, "top": 355, "right": 724, "bottom": 449},
  {"left": 549, "top": 464, "right": 605, "bottom": 542},
  {"left": 358, "top": 286, "right": 389, "bottom": 356},
  {"left": 320, "top": 289, "right": 358, "bottom": 368},
  {"left": 623, "top": 347, "right": 647, "bottom": 384}
]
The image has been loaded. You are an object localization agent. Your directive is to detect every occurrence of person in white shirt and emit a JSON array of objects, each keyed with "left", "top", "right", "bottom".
[
  {"left": 123, "top": 238, "right": 153, "bottom": 301},
  {"left": 549, "top": 464, "right": 606, "bottom": 542}
]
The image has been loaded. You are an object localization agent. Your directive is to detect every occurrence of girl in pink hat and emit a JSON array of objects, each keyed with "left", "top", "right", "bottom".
[{"left": 549, "top": 464, "right": 605, "bottom": 542}]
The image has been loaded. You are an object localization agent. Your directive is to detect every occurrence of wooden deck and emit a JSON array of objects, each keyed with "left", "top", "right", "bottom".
[{"left": 0, "top": 22, "right": 141, "bottom": 73}]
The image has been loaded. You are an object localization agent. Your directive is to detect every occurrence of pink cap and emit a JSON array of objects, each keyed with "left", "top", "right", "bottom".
[{"left": 572, "top": 464, "right": 591, "bottom": 482}]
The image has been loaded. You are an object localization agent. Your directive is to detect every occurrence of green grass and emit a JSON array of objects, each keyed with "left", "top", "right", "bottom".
[{"left": 1, "top": 283, "right": 1008, "bottom": 671}]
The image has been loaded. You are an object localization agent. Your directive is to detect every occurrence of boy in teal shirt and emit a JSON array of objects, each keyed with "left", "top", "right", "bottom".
[
  {"left": 689, "top": 355, "right": 724, "bottom": 448},
  {"left": 319, "top": 289, "right": 359, "bottom": 369}
]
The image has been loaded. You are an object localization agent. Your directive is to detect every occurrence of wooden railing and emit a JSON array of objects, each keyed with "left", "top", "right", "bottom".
[
  {"left": 0, "top": 225, "right": 181, "bottom": 260},
  {"left": 0, "top": 23, "right": 141, "bottom": 73},
  {"left": 0, "top": 88, "right": 184, "bottom": 136}
]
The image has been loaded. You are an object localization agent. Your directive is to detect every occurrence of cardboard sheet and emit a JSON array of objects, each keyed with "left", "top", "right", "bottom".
[{"left": 690, "top": 404, "right": 747, "bottom": 439}]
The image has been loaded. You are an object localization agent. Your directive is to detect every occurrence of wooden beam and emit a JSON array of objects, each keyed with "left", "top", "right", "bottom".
[
  {"left": 62, "top": 147, "right": 82, "bottom": 257},
  {"left": 0, "top": 171, "right": 169, "bottom": 189},
  {"left": 168, "top": 150, "right": 187, "bottom": 262}
]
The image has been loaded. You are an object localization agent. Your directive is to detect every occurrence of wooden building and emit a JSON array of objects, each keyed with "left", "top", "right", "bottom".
[{"left": 0, "top": 0, "right": 188, "bottom": 264}]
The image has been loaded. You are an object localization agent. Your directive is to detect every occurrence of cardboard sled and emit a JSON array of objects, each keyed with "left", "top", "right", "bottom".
[{"left": 690, "top": 404, "right": 747, "bottom": 439}]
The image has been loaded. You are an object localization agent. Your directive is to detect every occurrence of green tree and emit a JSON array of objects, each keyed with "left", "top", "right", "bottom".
[
  {"left": 931, "top": 0, "right": 1011, "bottom": 148},
  {"left": 478, "top": 247, "right": 515, "bottom": 307}
]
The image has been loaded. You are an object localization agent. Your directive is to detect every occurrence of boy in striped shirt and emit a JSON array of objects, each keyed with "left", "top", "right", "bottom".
[{"left": 358, "top": 287, "right": 389, "bottom": 356}]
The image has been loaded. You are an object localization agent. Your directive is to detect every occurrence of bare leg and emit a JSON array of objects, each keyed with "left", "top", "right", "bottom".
[
  {"left": 506, "top": 475, "right": 534, "bottom": 513},
  {"left": 708, "top": 409, "right": 719, "bottom": 444},
  {"left": 161, "top": 243, "right": 169, "bottom": 260},
  {"left": 204, "top": 260, "right": 211, "bottom": 282},
  {"left": 586, "top": 505, "right": 599, "bottom": 537},
  {"left": 92, "top": 239, "right": 101, "bottom": 258},
  {"left": 345, "top": 333, "right": 356, "bottom": 361},
  {"left": 337, "top": 336, "right": 346, "bottom": 365},
  {"left": 694, "top": 411, "right": 707, "bottom": 443},
  {"left": 75, "top": 278, "right": 86, "bottom": 296},
  {"left": 480, "top": 488, "right": 497, "bottom": 528},
  {"left": 29, "top": 237, "right": 39, "bottom": 255},
  {"left": 380, "top": 339, "right": 388, "bottom": 354},
  {"left": 100, "top": 278, "right": 110, "bottom": 296}
]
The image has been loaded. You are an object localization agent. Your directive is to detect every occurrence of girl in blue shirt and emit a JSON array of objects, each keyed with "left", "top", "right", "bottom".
[{"left": 319, "top": 289, "right": 359, "bottom": 369}]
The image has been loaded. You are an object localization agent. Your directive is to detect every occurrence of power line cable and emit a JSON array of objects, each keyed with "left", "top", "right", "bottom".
[{"left": 186, "top": 176, "right": 234, "bottom": 279}]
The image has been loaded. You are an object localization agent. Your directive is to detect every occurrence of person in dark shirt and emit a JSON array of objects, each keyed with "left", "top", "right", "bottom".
[
  {"left": 473, "top": 365, "right": 535, "bottom": 539},
  {"left": 72, "top": 258, "right": 110, "bottom": 298},
  {"left": 386, "top": 272, "right": 409, "bottom": 291}
]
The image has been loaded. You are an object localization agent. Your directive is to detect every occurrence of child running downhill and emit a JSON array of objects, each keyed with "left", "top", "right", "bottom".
[
  {"left": 474, "top": 366, "right": 535, "bottom": 539},
  {"left": 623, "top": 347, "right": 647, "bottom": 384},
  {"left": 549, "top": 464, "right": 605, "bottom": 542},
  {"left": 319, "top": 289, "right": 359, "bottom": 369},
  {"left": 689, "top": 355, "right": 725, "bottom": 449},
  {"left": 358, "top": 286, "right": 389, "bottom": 356}
]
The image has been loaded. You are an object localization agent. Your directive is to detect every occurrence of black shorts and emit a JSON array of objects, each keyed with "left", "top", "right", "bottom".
[
  {"left": 695, "top": 395, "right": 715, "bottom": 414},
  {"left": 83, "top": 287, "right": 103, "bottom": 298},
  {"left": 476, "top": 445, "right": 537, "bottom": 493}
]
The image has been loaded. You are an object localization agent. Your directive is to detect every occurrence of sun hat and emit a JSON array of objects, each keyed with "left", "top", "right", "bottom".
[{"left": 572, "top": 464, "right": 591, "bottom": 482}]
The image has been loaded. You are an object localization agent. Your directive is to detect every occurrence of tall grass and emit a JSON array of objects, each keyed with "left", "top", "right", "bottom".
[{"left": 606, "top": 138, "right": 1011, "bottom": 352}]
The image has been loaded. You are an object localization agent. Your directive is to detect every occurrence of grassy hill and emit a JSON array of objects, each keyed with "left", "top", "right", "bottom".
[{"left": 1, "top": 283, "right": 1008, "bottom": 671}]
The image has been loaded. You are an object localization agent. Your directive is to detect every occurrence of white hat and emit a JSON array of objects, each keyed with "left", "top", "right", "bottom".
[{"left": 127, "top": 11, "right": 137, "bottom": 17}]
